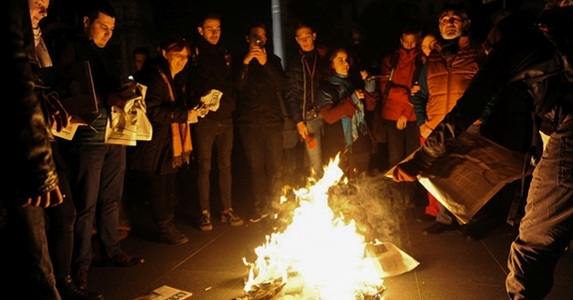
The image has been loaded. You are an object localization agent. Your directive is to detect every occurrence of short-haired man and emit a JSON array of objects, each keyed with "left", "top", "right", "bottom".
[
  {"left": 284, "top": 23, "right": 327, "bottom": 179},
  {"left": 235, "top": 22, "right": 287, "bottom": 222},
  {"left": 379, "top": 26, "right": 422, "bottom": 208},
  {"left": 53, "top": 0, "right": 144, "bottom": 290},
  {"left": 190, "top": 13, "right": 243, "bottom": 231},
  {"left": 411, "top": 7, "right": 484, "bottom": 235}
]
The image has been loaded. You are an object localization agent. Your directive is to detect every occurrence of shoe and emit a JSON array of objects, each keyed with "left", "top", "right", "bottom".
[
  {"left": 58, "top": 275, "right": 104, "bottom": 300},
  {"left": 158, "top": 221, "right": 189, "bottom": 245},
  {"left": 74, "top": 269, "right": 88, "bottom": 290},
  {"left": 104, "top": 252, "right": 144, "bottom": 267},
  {"left": 221, "top": 209, "right": 244, "bottom": 226},
  {"left": 460, "top": 226, "right": 478, "bottom": 241},
  {"left": 199, "top": 210, "right": 212, "bottom": 231},
  {"left": 249, "top": 211, "right": 269, "bottom": 223},
  {"left": 422, "top": 222, "right": 459, "bottom": 235},
  {"left": 416, "top": 214, "right": 436, "bottom": 223}
]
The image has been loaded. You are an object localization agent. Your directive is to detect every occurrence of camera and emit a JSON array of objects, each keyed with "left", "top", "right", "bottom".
[{"left": 254, "top": 39, "right": 264, "bottom": 47}]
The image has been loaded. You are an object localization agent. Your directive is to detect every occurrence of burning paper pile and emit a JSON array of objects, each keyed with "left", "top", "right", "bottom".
[{"left": 241, "top": 156, "right": 418, "bottom": 300}]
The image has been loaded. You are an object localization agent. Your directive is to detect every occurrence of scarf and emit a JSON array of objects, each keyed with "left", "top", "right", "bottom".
[
  {"left": 329, "top": 74, "right": 367, "bottom": 149},
  {"left": 158, "top": 70, "right": 192, "bottom": 168}
]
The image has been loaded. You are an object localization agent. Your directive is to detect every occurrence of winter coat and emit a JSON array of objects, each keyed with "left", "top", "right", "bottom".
[
  {"left": 189, "top": 37, "right": 235, "bottom": 121},
  {"left": 52, "top": 28, "right": 122, "bottom": 144},
  {"left": 412, "top": 36, "right": 484, "bottom": 130},
  {"left": 379, "top": 47, "right": 419, "bottom": 121},
  {"left": 318, "top": 75, "right": 376, "bottom": 161},
  {"left": 284, "top": 46, "right": 328, "bottom": 125},
  {"left": 129, "top": 56, "right": 189, "bottom": 175},
  {"left": 234, "top": 52, "right": 287, "bottom": 129}
]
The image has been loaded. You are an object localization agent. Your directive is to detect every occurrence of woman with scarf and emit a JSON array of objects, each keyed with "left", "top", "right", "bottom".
[
  {"left": 129, "top": 36, "right": 202, "bottom": 245},
  {"left": 317, "top": 48, "right": 377, "bottom": 178}
]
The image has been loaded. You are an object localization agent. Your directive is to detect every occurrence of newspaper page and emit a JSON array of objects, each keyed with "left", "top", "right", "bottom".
[
  {"left": 132, "top": 285, "right": 192, "bottom": 300},
  {"left": 387, "top": 132, "right": 528, "bottom": 224}
]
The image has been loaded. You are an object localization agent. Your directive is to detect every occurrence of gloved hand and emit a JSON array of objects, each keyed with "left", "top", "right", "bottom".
[{"left": 392, "top": 159, "right": 423, "bottom": 182}]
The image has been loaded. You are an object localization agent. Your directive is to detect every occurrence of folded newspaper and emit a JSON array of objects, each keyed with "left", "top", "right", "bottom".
[{"left": 386, "top": 132, "right": 529, "bottom": 224}]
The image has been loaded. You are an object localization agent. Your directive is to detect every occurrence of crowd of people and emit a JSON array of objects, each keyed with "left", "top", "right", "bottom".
[{"left": 3, "top": 0, "right": 572, "bottom": 299}]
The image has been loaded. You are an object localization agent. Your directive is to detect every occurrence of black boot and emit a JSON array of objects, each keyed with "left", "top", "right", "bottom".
[
  {"left": 158, "top": 219, "right": 188, "bottom": 245},
  {"left": 57, "top": 275, "right": 104, "bottom": 300}
]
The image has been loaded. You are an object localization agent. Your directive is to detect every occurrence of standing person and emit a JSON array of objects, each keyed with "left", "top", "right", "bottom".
[
  {"left": 30, "top": 0, "right": 103, "bottom": 299},
  {"left": 410, "top": 6, "right": 484, "bottom": 235},
  {"left": 52, "top": 0, "right": 144, "bottom": 291},
  {"left": 1, "top": 0, "right": 63, "bottom": 298},
  {"left": 190, "top": 13, "right": 243, "bottom": 231},
  {"left": 393, "top": 1, "right": 573, "bottom": 297},
  {"left": 235, "top": 22, "right": 287, "bottom": 222},
  {"left": 284, "top": 23, "right": 328, "bottom": 179},
  {"left": 129, "top": 46, "right": 150, "bottom": 82},
  {"left": 317, "top": 48, "right": 377, "bottom": 177},
  {"left": 379, "top": 26, "right": 422, "bottom": 207},
  {"left": 130, "top": 36, "right": 201, "bottom": 245}
]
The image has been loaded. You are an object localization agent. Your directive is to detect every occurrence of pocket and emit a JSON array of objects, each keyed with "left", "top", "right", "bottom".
[{"left": 558, "top": 137, "right": 573, "bottom": 189}]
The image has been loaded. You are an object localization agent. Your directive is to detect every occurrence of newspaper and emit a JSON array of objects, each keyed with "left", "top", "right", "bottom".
[
  {"left": 386, "top": 132, "right": 529, "bottom": 224},
  {"left": 132, "top": 285, "right": 192, "bottom": 300}
]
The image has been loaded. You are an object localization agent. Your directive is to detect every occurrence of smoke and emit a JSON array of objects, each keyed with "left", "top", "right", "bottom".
[
  {"left": 271, "top": 170, "right": 410, "bottom": 248},
  {"left": 327, "top": 171, "right": 408, "bottom": 248}
]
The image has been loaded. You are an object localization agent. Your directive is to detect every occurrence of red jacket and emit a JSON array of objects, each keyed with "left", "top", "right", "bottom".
[{"left": 379, "top": 47, "right": 419, "bottom": 121}]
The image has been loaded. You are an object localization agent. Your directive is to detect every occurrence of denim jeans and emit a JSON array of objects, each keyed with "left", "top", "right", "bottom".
[
  {"left": 0, "top": 203, "right": 61, "bottom": 299},
  {"left": 305, "top": 115, "right": 324, "bottom": 178},
  {"left": 69, "top": 144, "right": 125, "bottom": 270},
  {"left": 239, "top": 124, "right": 283, "bottom": 214},
  {"left": 144, "top": 172, "right": 178, "bottom": 225},
  {"left": 506, "top": 118, "right": 573, "bottom": 299},
  {"left": 194, "top": 118, "right": 234, "bottom": 212}
]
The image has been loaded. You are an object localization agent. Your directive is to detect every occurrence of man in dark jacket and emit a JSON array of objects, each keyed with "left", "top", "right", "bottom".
[
  {"left": 52, "top": 0, "right": 144, "bottom": 291},
  {"left": 393, "top": 1, "right": 573, "bottom": 298},
  {"left": 284, "top": 23, "right": 327, "bottom": 179},
  {"left": 190, "top": 13, "right": 243, "bottom": 231},
  {"left": 1, "top": 0, "right": 63, "bottom": 297},
  {"left": 235, "top": 22, "right": 287, "bottom": 223}
]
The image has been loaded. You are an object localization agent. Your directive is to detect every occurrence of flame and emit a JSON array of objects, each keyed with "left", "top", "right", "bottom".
[{"left": 244, "top": 155, "right": 384, "bottom": 299}]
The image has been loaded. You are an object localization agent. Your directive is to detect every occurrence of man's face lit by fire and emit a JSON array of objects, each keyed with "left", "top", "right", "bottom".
[
  {"left": 83, "top": 12, "right": 115, "bottom": 48},
  {"left": 439, "top": 10, "right": 469, "bottom": 40},
  {"left": 400, "top": 33, "right": 417, "bottom": 50},
  {"left": 295, "top": 26, "right": 316, "bottom": 52},
  {"left": 198, "top": 18, "right": 221, "bottom": 45}
]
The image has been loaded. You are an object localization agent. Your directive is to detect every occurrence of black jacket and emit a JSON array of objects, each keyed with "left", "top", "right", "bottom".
[
  {"left": 129, "top": 56, "right": 189, "bottom": 175},
  {"left": 5, "top": 0, "right": 58, "bottom": 198},
  {"left": 411, "top": 8, "right": 573, "bottom": 170},
  {"left": 234, "top": 52, "right": 287, "bottom": 128},
  {"left": 284, "top": 47, "right": 327, "bottom": 125},
  {"left": 189, "top": 37, "right": 235, "bottom": 121},
  {"left": 52, "top": 28, "right": 122, "bottom": 144}
]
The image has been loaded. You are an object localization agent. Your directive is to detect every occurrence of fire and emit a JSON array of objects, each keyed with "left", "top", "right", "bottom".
[{"left": 243, "top": 155, "right": 385, "bottom": 299}]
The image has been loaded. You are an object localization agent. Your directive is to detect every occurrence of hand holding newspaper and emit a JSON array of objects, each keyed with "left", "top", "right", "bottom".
[{"left": 385, "top": 132, "right": 529, "bottom": 224}]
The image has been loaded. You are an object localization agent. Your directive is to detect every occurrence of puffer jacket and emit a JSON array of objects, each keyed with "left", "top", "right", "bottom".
[
  {"left": 414, "top": 36, "right": 483, "bottom": 130},
  {"left": 6, "top": 0, "right": 58, "bottom": 198}
]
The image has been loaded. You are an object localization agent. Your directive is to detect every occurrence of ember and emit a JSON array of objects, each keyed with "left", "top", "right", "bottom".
[{"left": 242, "top": 156, "right": 387, "bottom": 300}]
